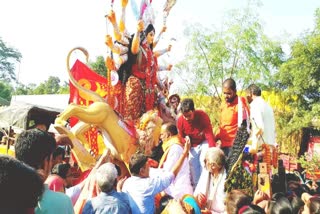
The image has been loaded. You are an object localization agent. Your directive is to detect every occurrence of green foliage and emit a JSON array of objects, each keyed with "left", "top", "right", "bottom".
[
  {"left": 182, "top": 94, "right": 221, "bottom": 130},
  {"left": 0, "top": 37, "right": 22, "bottom": 82},
  {"left": 33, "top": 76, "right": 61, "bottom": 94},
  {"left": 88, "top": 56, "right": 107, "bottom": 78},
  {"left": 175, "top": 3, "right": 284, "bottom": 99},
  {"left": 15, "top": 83, "right": 37, "bottom": 95},
  {"left": 0, "top": 81, "right": 13, "bottom": 101},
  {"left": 175, "top": 2, "right": 284, "bottom": 133},
  {"left": 14, "top": 76, "right": 69, "bottom": 95},
  {"left": 176, "top": 5, "right": 320, "bottom": 156},
  {"left": 59, "top": 81, "right": 70, "bottom": 94},
  {"left": 275, "top": 9, "right": 320, "bottom": 143},
  {"left": 297, "top": 152, "right": 320, "bottom": 177}
]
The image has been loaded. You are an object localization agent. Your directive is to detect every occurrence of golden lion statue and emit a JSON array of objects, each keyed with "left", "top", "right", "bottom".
[{"left": 54, "top": 47, "right": 162, "bottom": 172}]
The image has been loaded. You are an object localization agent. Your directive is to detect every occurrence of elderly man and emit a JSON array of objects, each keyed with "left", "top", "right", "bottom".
[
  {"left": 82, "top": 162, "right": 131, "bottom": 214},
  {"left": 194, "top": 147, "right": 227, "bottom": 214}
]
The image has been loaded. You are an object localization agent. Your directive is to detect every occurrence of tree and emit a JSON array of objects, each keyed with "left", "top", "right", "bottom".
[
  {"left": 59, "top": 81, "right": 70, "bottom": 94},
  {"left": 275, "top": 8, "right": 320, "bottom": 147},
  {"left": 14, "top": 76, "right": 69, "bottom": 95},
  {"left": 32, "top": 76, "right": 60, "bottom": 94},
  {"left": 0, "top": 38, "right": 22, "bottom": 82},
  {"left": 175, "top": 3, "right": 284, "bottom": 99},
  {"left": 15, "top": 83, "right": 37, "bottom": 95},
  {"left": 88, "top": 56, "right": 107, "bottom": 78},
  {"left": 0, "top": 81, "right": 13, "bottom": 101},
  {"left": 33, "top": 76, "right": 70, "bottom": 94},
  {"left": 297, "top": 152, "right": 320, "bottom": 179},
  {"left": 173, "top": 2, "right": 284, "bottom": 125}
]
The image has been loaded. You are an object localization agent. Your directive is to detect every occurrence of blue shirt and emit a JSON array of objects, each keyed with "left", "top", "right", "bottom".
[
  {"left": 122, "top": 172, "right": 174, "bottom": 214},
  {"left": 82, "top": 190, "right": 131, "bottom": 214},
  {"left": 35, "top": 185, "right": 74, "bottom": 214}
]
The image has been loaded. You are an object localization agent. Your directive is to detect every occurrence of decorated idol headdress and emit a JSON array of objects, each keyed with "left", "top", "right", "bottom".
[{"left": 140, "top": 0, "right": 155, "bottom": 28}]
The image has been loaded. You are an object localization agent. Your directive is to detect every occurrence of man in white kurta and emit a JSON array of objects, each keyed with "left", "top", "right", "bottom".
[
  {"left": 246, "top": 84, "right": 276, "bottom": 149},
  {"left": 157, "top": 123, "right": 193, "bottom": 199}
]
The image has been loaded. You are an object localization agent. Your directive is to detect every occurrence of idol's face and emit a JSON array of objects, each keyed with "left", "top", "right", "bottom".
[{"left": 146, "top": 30, "right": 155, "bottom": 45}]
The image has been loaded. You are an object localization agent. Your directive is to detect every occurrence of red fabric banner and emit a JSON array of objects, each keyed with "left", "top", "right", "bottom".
[
  {"left": 69, "top": 60, "right": 110, "bottom": 156},
  {"left": 69, "top": 59, "right": 109, "bottom": 109}
]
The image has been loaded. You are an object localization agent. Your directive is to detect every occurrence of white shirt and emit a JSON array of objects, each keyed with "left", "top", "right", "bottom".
[
  {"left": 194, "top": 169, "right": 226, "bottom": 214},
  {"left": 161, "top": 144, "right": 193, "bottom": 199},
  {"left": 66, "top": 182, "right": 82, "bottom": 206},
  {"left": 250, "top": 96, "right": 276, "bottom": 147}
]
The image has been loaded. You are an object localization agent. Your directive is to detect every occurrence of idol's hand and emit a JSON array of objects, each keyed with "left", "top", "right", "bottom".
[{"left": 137, "top": 20, "right": 144, "bottom": 32}]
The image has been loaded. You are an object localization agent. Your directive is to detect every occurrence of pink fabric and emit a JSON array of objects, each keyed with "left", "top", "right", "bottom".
[{"left": 45, "top": 174, "right": 65, "bottom": 193}]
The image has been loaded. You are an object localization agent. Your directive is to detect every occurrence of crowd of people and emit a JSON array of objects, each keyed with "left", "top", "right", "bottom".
[
  {"left": 0, "top": 5, "right": 319, "bottom": 212},
  {"left": 0, "top": 0, "right": 317, "bottom": 213},
  {"left": 1, "top": 76, "right": 320, "bottom": 214}
]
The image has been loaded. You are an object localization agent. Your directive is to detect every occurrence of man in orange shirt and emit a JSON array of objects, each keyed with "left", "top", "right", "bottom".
[{"left": 215, "top": 78, "right": 250, "bottom": 156}]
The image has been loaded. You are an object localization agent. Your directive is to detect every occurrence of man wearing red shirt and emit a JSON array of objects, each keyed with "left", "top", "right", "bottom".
[
  {"left": 215, "top": 78, "right": 250, "bottom": 156},
  {"left": 177, "top": 98, "right": 216, "bottom": 189}
]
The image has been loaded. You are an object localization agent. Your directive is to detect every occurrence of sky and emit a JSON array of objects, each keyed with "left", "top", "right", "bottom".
[{"left": 0, "top": 0, "right": 320, "bottom": 86}]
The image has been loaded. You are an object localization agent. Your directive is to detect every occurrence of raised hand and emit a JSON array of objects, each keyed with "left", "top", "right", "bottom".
[
  {"left": 137, "top": 20, "right": 144, "bottom": 33},
  {"left": 105, "top": 35, "right": 113, "bottom": 48},
  {"left": 185, "top": 136, "right": 191, "bottom": 145},
  {"left": 121, "top": 0, "right": 128, "bottom": 7},
  {"left": 253, "top": 189, "right": 268, "bottom": 205},
  {"left": 105, "top": 56, "right": 115, "bottom": 71},
  {"left": 161, "top": 26, "right": 167, "bottom": 33},
  {"left": 107, "top": 10, "right": 117, "bottom": 24},
  {"left": 183, "top": 137, "right": 191, "bottom": 155}
]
